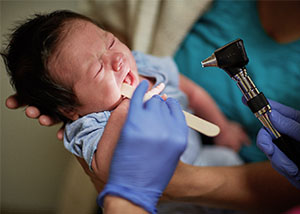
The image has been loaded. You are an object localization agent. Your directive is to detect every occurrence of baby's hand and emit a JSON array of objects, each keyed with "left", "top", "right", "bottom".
[
  {"left": 213, "top": 121, "right": 251, "bottom": 152},
  {"left": 6, "top": 93, "right": 64, "bottom": 140},
  {"left": 144, "top": 82, "right": 166, "bottom": 100}
]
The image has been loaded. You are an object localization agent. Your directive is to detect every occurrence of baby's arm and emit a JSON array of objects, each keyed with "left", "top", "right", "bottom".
[
  {"left": 91, "top": 98, "right": 130, "bottom": 185},
  {"left": 179, "top": 75, "right": 250, "bottom": 151},
  {"left": 90, "top": 83, "right": 166, "bottom": 190}
]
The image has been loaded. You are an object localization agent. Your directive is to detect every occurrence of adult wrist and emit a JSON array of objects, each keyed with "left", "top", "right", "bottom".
[
  {"left": 98, "top": 184, "right": 161, "bottom": 214},
  {"left": 104, "top": 195, "right": 148, "bottom": 214}
]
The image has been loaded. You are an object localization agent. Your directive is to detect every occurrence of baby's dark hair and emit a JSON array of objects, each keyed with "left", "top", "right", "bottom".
[{"left": 1, "top": 10, "right": 96, "bottom": 123}]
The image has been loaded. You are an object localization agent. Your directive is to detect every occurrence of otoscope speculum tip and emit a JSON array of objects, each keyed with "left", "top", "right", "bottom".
[{"left": 201, "top": 54, "right": 218, "bottom": 68}]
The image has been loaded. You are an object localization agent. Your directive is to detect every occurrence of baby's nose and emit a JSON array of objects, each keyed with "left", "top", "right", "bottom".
[{"left": 111, "top": 53, "right": 124, "bottom": 72}]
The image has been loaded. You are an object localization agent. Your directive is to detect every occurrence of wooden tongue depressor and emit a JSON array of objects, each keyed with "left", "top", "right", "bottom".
[{"left": 121, "top": 83, "right": 220, "bottom": 137}]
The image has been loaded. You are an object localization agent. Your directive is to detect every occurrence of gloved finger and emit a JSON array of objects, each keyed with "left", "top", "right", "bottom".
[
  {"left": 271, "top": 146, "right": 299, "bottom": 177},
  {"left": 256, "top": 127, "right": 275, "bottom": 157},
  {"left": 241, "top": 96, "right": 247, "bottom": 106},
  {"left": 165, "top": 98, "right": 186, "bottom": 123},
  {"left": 269, "top": 100, "right": 300, "bottom": 123},
  {"left": 129, "top": 80, "right": 149, "bottom": 113},
  {"left": 158, "top": 97, "right": 173, "bottom": 119},
  {"left": 283, "top": 174, "right": 300, "bottom": 190},
  {"left": 144, "top": 95, "right": 164, "bottom": 111},
  {"left": 270, "top": 110, "right": 300, "bottom": 141}
]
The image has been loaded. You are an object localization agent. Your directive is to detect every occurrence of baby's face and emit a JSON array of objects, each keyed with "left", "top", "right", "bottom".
[{"left": 49, "top": 19, "right": 139, "bottom": 118}]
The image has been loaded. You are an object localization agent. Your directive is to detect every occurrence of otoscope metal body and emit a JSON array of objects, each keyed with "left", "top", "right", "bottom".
[
  {"left": 201, "top": 39, "right": 280, "bottom": 139},
  {"left": 233, "top": 69, "right": 281, "bottom": 138},
  {"left": 201, "top": 39, "right": 300, "bottom": 167}
]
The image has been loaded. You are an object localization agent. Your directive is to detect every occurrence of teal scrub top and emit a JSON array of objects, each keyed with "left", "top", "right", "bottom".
[{"left": 174, "top": 0, "right": 300, "bottom": 162}]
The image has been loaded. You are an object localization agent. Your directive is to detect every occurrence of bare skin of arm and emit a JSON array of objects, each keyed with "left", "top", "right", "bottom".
[
  {"left": 75, "top": 98, "right": 131, "bottom": 193},
  {"left": 80, "top": 155, "right": 300, "bottom": 214},
  {"left": 179, "top": 74, "right": 250, "bottom": 151},
  {"left": 163, "top": 161, "right": 300, "bottom": 214},
  {"left": 91, "top": 98, "right": 130, "bottom": 186},
  {"left": 104, "top": 196, "right": 148, "bottom": 214},
  {"left": 74, "top": 102, "right": 126, "bottom": 193}
]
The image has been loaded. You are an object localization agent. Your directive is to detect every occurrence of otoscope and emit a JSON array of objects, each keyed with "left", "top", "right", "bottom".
[{"left": 201, "top": 39, "right": 300, "bottom": 168}]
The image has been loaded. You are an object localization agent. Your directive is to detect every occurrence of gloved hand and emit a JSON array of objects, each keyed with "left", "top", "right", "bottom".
[
  {"left": 257, "top": 100, "right": 300, "bottom": 189},
  {"left": 97, "top": 80, "right": 188, "bottom": 213}
]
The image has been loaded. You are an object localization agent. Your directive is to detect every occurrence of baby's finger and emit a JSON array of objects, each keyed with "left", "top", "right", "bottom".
[
  {"left": 146, "top": 83, "right": 165, "bottom": 95},
  {"left": 161, "top": 94, "right": 168, "bottom": 101},
  {"left": 144, "top": 83, "right": 165, "bottom": 101},
  {"left": 165, "top": 98, "right": 185, "bottom": 123}
]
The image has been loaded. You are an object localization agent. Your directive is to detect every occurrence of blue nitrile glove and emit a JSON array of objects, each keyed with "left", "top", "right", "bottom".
[
  {"left": 97, "top": 80, "right": 188, "bottom": 213},
  {"left": 256, "top": 100, "right": 300, "bottom": 189}
]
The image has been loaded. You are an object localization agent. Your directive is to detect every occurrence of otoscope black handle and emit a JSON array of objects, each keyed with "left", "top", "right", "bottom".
[{"left": 273, "top": 134, "right": 300, "bottom": 169}]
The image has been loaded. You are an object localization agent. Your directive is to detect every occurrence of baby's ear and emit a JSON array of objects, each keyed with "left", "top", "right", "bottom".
[{"left": 59, "top": 107, "right": 79, "bottom": 121}]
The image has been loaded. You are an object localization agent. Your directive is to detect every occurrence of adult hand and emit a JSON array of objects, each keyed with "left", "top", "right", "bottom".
[
  {"left": 256, "top": 100, "right": 300, "bottom": 189},
  {"left": 6, "top": 94, "right": 64, "bottom": 140},
  {"left": 97, "top": 80, "right": 188, "bottom": 213}
]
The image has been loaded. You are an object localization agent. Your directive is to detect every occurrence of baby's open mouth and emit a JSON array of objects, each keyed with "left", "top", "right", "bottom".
[{"left": 123, "top": 70, "right": 134, "bottom": 86}]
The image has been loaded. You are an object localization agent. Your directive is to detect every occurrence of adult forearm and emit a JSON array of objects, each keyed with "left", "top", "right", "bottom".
[{"left": 165, "top": 161, "right": 300, "bottom": 213}]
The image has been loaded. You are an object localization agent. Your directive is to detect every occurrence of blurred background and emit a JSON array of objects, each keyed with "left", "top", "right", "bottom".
[{"left": 1, "top": 1, "right": 98, "bottom": 213}]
